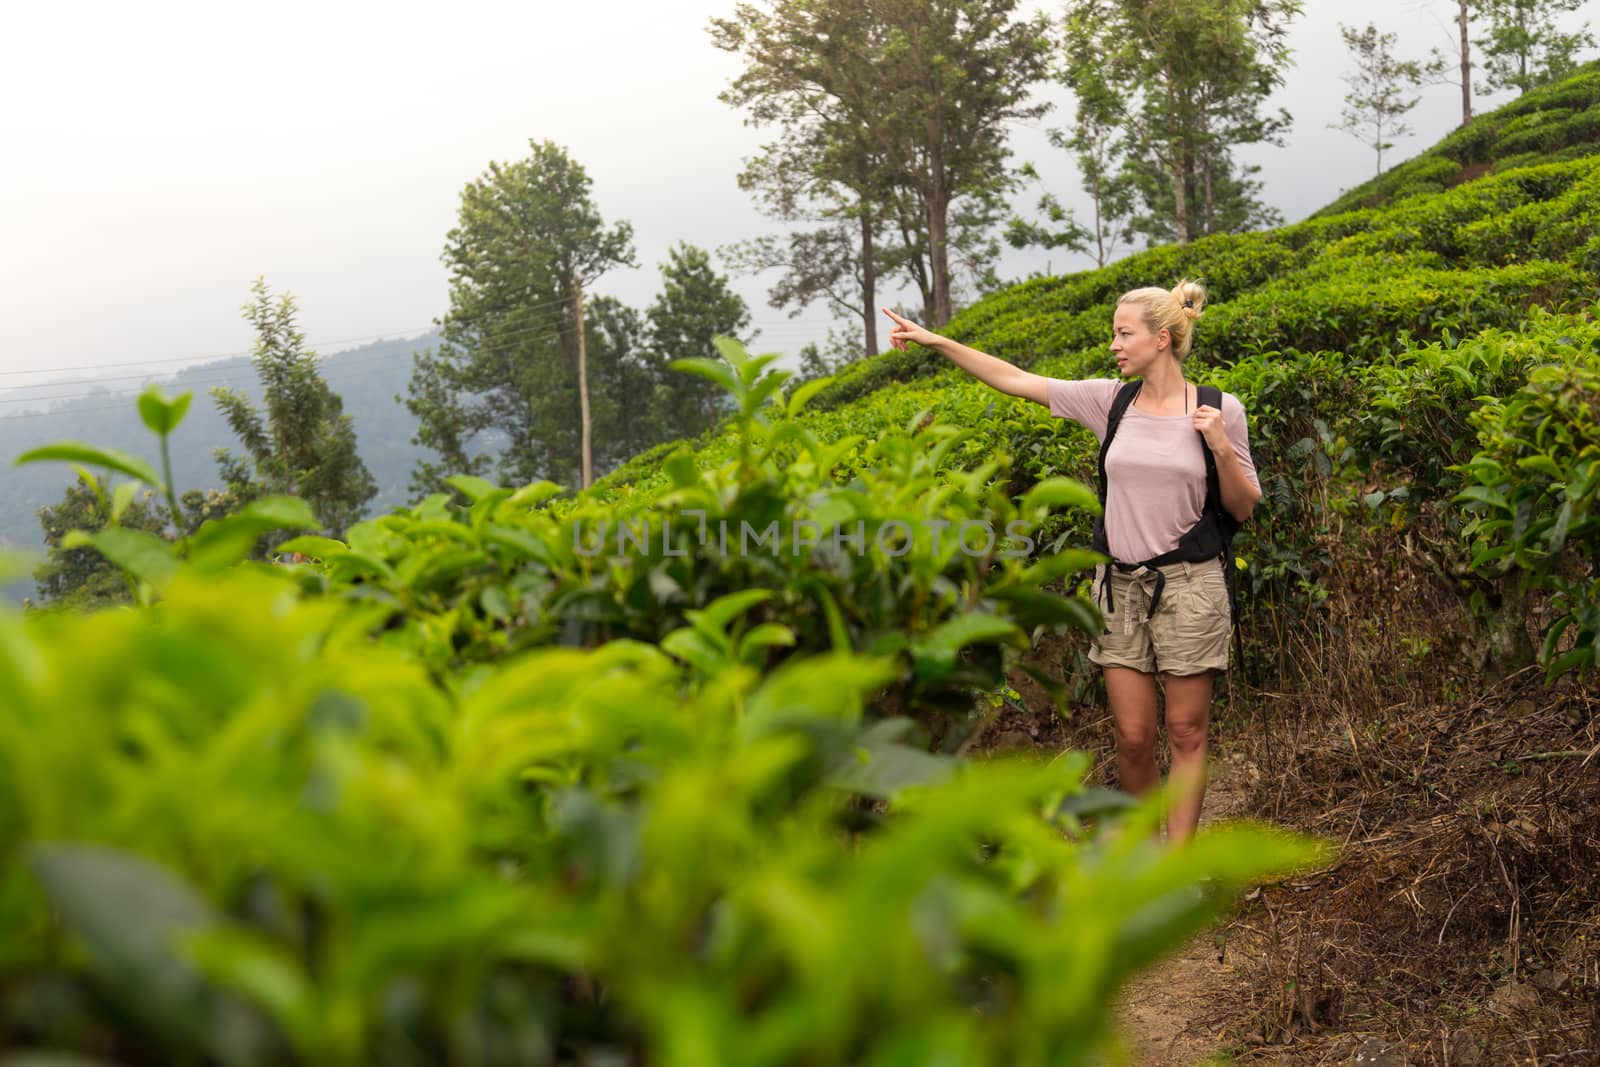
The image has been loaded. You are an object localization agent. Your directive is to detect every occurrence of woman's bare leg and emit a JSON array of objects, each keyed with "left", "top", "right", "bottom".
[
  {"left": 1161, "top": 671, "right": 1213, "bottom": 843},
  {"left": 1104, "top": 666, "right": 1161, "bottom": 798}
]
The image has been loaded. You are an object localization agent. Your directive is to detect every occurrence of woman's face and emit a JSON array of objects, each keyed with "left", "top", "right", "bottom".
[{"left": 1110, "top": 303, "right": 1171, "bottom": 378}]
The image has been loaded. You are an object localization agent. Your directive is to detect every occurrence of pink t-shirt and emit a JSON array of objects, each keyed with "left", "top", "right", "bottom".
[{"left": 1046, "top": 377, "right": 1259, "bottom": 563}]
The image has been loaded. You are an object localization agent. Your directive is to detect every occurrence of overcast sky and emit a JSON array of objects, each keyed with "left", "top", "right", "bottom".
[{"left": 1, "top": 0, "right": 1585, "bottom": 396}]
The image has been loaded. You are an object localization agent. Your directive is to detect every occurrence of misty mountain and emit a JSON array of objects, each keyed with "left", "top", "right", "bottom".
[{"left": 0, "top": 333, "right": 441, "bottom": 594}]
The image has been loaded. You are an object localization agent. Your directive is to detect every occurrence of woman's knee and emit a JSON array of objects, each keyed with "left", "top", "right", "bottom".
[
  {"left": 1167, "top": 714, "right": 1208, "bottom": 757},
  {"left": 1114, "top": 721, "right": 1157, "bottom": 759}
]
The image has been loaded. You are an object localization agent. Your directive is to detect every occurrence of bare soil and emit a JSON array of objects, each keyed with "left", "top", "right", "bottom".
[{"left": 980, "top": 622, "right": 1600, "bottom": 1066}]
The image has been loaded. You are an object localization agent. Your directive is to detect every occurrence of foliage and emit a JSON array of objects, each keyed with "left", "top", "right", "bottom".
[
  {"left": 1332, "top": 21, "right": 1447, "bottom": 177},
  {"left": 1457, "top": 338, "right": 1600, "bottom": 679},
  {"left": 16, "top": 388, "right": 323, "bottom": 608},
  {"left": 212, "top": 279, "right": 377, "bottom": 539},
  {"left": 711, "top": 0, "right": 1053, "bottom": 327},
  {"left": 645, "top": 243, "right": 753, "bottom": 442},
  {"left": 406, "top": 140, "right": 636, "bottom": 495},
  {"left": 1472, "top": 0, "right": 1597, "bottom": 95},
  {"left": 1064, "top": 0, "right": 1303, "bottom": 246},
  {"left": 31, "top": 472, "right": 169, "bottom": 610},
  {"left": 283, "top": 339, "right": 1113, "bottom": 727},
  {"left": 0, "top": 362, "right": 1323, "bottom": 1065}
]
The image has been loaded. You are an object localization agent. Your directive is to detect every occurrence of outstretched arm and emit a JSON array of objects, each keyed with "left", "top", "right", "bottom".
[{"left": 883, "top": 308, "right": 1050, "bottom": 408}]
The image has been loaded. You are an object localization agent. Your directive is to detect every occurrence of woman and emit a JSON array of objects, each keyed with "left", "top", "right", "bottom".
[{"left": 882, "top": 281, "right": 1260, "bottom": 842}]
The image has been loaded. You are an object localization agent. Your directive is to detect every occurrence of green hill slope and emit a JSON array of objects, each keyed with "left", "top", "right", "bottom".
[{"left": 588, "top": 62, "right": 1599, "bottom": 676}]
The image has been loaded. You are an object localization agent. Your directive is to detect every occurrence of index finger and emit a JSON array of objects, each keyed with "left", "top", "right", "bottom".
[{"left": 882, "top": 307, "right": 909, "bottom": 326}]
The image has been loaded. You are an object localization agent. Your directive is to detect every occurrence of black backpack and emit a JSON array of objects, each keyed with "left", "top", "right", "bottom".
[{"left": 1088, "top": 381, "right": 1242, "bottom": 625}]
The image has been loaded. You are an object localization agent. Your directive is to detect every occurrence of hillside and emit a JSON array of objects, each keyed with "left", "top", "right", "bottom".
[
  {"left": 0, "top": 333, "right": 437, "bottom": 567},
  {"left": 1, "top": 63, "right": 1596, "bottom": 1066},
  {"left": 569, "top": 63, "right": 1600, "bottom": 1062},
  {"left": 597, "top": 65, "right": 1600, "bottom": 506}
]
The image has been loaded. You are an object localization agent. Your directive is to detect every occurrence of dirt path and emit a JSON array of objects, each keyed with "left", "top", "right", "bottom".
[{"left": 1112, "top": 751, "right": 1265, "bottom": 1067}]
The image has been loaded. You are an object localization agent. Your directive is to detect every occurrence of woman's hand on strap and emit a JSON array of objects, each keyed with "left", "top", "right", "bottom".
[{"left": 1193, "top": 405, "right": 1231, "bottom": 456}]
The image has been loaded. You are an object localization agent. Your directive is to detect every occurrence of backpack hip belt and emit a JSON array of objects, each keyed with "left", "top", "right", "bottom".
[{"left": 1088, "top": 381, "right": 1241, "bottom": 634}]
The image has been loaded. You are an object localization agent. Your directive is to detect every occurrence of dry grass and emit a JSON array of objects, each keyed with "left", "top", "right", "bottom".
[{"left": 991, "top": 534, "right": 1600, "bottom": 1065}]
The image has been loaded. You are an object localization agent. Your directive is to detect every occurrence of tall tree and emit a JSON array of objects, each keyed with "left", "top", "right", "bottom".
[
  {"left": 707, "top": 38, "right": 901, "bottom": 359},
  {"left": 1424, "top": 2, "right": 1482, "bottom": 127},
  {"left": 1472, "top": 0, "right": 1595, "bottom": 94},
  {"left": 1067, "top": 0, "right": 1302, "bottom": 247},
  {"left": 33, "top": 475, "right": 235, "bottom": 609},
  {"left": 213, "top": 278, "right": 376, "bottom": 536},
  {"left": 584, "top": 295, "right": 663, "bottom": 472},
  {"left": 646, "top": 243, "right": 753, "bottom": 441},
  {"left": 401, "top": 346, "right": 490, "bottom": 500},
  {"left": 33, "top": 474, "right": 167, "bottom": 610},
  {"left": 406, "top": 141, "right": 635, "bottom": 494},
  {"left": 711, "top": 0, "right": 1052, "bottom": 330},
  {"left": 1010, "top": 4, "right": 1136, "bottom": 269},
  {"left": 1333, "top": 22, "right": 1442, "bottom": 176},
  {"left": 1062, "top": 8, "right": 1137, "bottom": 266},
  {"left": 869, "top": 0, "right": 1053, "bottom": 325}
]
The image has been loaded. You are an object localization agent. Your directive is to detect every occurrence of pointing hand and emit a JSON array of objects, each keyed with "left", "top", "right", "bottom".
[{"left": 882, "top": 307, "right": 937, "bottom": 352}]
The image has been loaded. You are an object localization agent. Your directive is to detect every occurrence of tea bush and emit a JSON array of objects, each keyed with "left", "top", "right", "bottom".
[
  {"left": 1457, "top": 342, "right": 1600, "bottom": 679},
  {"left": 0, "top": 378, "right": 1323, "bottom": 1064}
]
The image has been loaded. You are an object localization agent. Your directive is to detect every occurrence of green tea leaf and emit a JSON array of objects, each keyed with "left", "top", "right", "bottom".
[
  {"left": 1021, "top": 477, "right": 1100, "bottom": 514},
  {"left": 137, "top": 387, "right": 192, "bottom": 436},
  {"left": 15, "top": 442, "right": 162, "bottom": 489}
]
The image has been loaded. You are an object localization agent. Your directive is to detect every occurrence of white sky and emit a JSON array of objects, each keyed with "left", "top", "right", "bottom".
[{"left": 1, "top": 0, "right": 1584, "bottom": 391}]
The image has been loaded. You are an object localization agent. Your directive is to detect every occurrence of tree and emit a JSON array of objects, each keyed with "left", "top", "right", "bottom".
[
  {"left": 646, "top": 243, "right": 752, "bottom": 441},
  {"left": 584, "top": 295, "right": 664, "bottom": 472},
  {"left": 33, "top": 474, "right": 167, "bottom": 609},
  {"left": 869, "top": 0, "right": 1053, "bottom": 325},
  {"left": 1067, "top": 0, "right": 1302, "bottom": 247},
  {"left": 1057, "top": 8, "right": 1138, "bottom": 267},
  {"left": 708, "top": 48, "right": 901, "bottom": 359},
  {"left": 406, "top": 141, "right": 635, "bottom": 495},
  {"left": 1006, "top": 5, "right": 1140, "bottom": 271},
  {"left": 1333, "top": 22, "right": 1444, "bottom": 176},
  {"left": 31, "top": 473, "right": 235, "bottom": 609},
  {"left": 212, "top": 279, "right": 376, "bottom": 536},
  {"left": 711, "top": 0, "right": 1052, "bottom": 329},
  {"left": 400, "top": 346, "right": 490, "bottom": 500},
  {"left": 1452, "top": 0, "right": 1476, "bottom": 125},
  {"left": 1472, "top": 0, "right": 1595, "bottom": 94},
  {"left": 723, "top": 218, "right": 898, "bottom": 361}
]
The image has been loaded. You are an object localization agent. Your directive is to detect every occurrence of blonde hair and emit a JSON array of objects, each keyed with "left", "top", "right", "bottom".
[{"left": 1117, "top": 279, "right": 1207, "bottom": 361}]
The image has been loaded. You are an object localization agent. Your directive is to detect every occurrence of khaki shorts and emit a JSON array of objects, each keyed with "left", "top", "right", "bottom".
[{"left": 1090, "top": 557, "right": 1231, "bottom": 676}]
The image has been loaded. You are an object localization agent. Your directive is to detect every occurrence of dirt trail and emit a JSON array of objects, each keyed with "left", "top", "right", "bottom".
[{"left": 1112, "top": 751, "right": 1268, "bottom": 1067}]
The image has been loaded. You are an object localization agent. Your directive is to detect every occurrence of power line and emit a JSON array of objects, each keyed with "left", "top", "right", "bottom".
[
  {"left": 1, "top": 311, "right": 838, "bottom": 414},
  {"left": 0, "top": 345, "right": 415, "bottom": 406},
  {"left": 0, "top": 324, "right": 441, "bottom": 379},
  {"left": 1, "top": 307, "right": 828, "bottom": 383},
  {"left": 0, "top": 308, "right": 579, "bottom": 408},
  {"left": 0, "top": 285, "right": 625, "bottom": 379}
]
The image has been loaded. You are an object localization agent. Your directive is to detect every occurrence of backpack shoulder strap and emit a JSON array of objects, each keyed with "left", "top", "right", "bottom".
[
  {"left": 1097, "top": 381, "right": 1143, "bottom": 505},
  {"left": 1196, "top": 384, "right": 1223, "bottom": 511}
]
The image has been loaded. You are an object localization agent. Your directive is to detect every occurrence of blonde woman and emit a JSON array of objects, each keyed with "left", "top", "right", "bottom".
[{"left": 883, "top": 282, "right": 1260, "bottom": 841}]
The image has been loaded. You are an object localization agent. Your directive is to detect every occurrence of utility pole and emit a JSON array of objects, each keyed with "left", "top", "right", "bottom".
[
  {"left": 1459, "top": 0, "right": 1473, "bottom": 125},
  {"left": 574, "top": 272, "right": 593, "bottom": 490}
]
